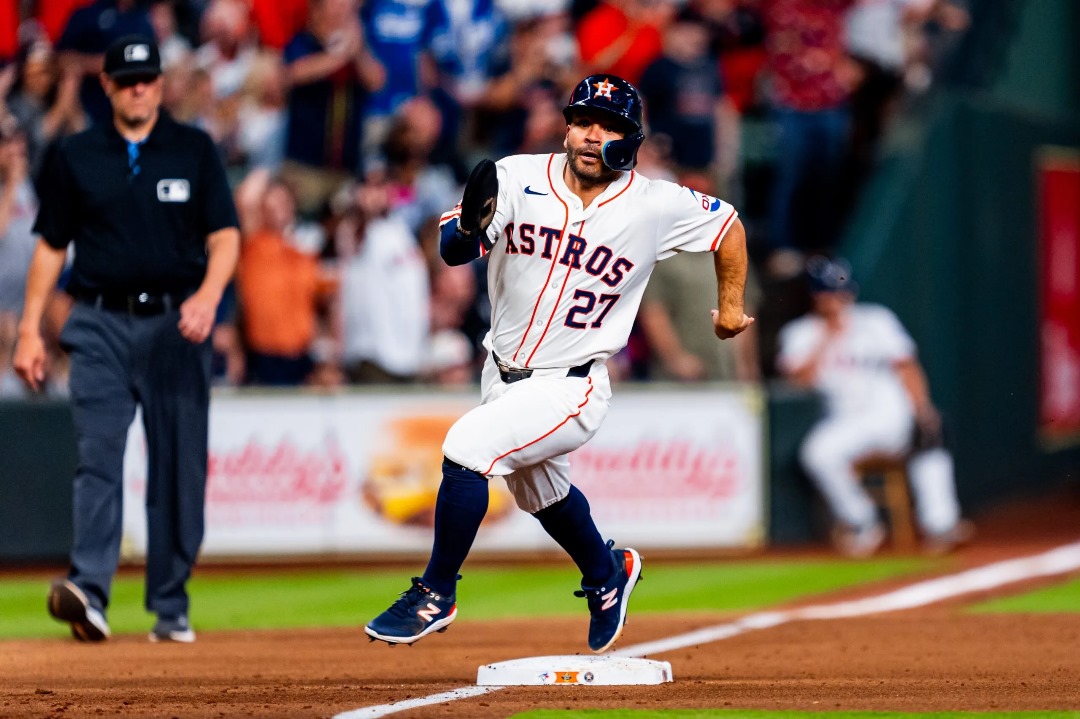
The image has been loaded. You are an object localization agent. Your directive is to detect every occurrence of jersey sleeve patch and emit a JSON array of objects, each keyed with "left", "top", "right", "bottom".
[{"left": 655, "top": 181, "right": 738, "bottom": 259}]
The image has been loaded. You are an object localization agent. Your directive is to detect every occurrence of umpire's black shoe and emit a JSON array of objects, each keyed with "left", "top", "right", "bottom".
[
  {"left": 365, "top": 577, "right": 457, "bottom": 645},
  {"left": 575, "top": 542, "right": 643, "bottom": 653},
  {"left": 47, "top": 578, "right": 111, "bottom": 642}
]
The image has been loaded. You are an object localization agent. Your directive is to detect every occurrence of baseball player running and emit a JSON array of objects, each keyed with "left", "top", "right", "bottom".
[{"left": 365, "top": 74, "right": 754, "bottom": 652}]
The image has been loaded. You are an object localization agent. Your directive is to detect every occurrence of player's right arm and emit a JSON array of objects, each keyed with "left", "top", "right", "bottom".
[
  {"left": 776, "top": 317, "right": 824, "bottom": 387},
  {"left": 440, "top": 158, "right": 503, "bottom": 265},
  {"left": 438, "top": 204, "right": 479, "bottom": 266},
  {"left": 13, "top": 239, "right": 68, "bottom": 391}
]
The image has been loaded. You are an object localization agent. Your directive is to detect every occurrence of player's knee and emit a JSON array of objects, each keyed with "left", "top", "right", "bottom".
[
  {"left": 441, "top": 456, "right": 486, "bottom": 483},
  {"left": 799, "top": 434, "right": 835, "bottom": 477},
  {"left": 510, "top": 490, "right": 542, "bottom": 513},
  {"left": 504, "top": 475, "right": 569, "bottom": 514},
  {"left": 441, "top": 425, "right": 474, "bottom": 469}
]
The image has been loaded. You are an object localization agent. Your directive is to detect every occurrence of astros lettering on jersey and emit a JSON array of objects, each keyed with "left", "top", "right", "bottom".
[{"left": 439, "top": 152, "right": 739, "bottom": 371}]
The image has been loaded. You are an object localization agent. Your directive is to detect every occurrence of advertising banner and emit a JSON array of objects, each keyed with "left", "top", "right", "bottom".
[
  {"left": 1037, "top": 148, "right": 1080, "bottom": 446},
  {"left": 122, "top": 385, "right": 765, "bottom": 558}
]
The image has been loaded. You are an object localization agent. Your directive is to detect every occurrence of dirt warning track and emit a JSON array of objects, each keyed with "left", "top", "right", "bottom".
[{"left": 3, "top": 492, "right": 1079, "bottom": 719}]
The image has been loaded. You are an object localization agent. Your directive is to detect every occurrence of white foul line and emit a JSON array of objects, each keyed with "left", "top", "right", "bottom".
[
  {"left": 334, "top": 686, "right": 501, "bottom": 719},
  {"left": 334, "top": 540, "right": 1080, "bottom": 719}
]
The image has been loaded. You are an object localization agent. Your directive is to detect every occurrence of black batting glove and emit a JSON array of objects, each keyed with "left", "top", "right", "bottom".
[{"left": 457, "top": 159, "right": 498, "bottom": 250}]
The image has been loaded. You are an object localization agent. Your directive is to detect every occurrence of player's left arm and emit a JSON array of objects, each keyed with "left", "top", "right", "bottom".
[
  {"left": 895, "top": 356, "right": 943, "bottom": 441},
  {"left": 711, "top": 218, "right": 755, "bottom": 340},
  {"left": 878, "top": 306, "right": 942, "bottom": 440}
]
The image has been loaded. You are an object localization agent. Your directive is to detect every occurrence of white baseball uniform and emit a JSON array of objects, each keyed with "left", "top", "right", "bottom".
[
  {"left": 440, "top": 152, "right": 738, "bottom": 512},
  {"left": 777, "top": 303, "right": 961, "bottom": 534}
]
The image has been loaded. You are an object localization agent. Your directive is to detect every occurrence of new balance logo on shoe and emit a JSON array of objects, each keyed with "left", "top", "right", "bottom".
[
  {"left": 575, "top": 543, "right": 643, "bottom": 653},
  {"left": 365, "top": 577, "right": 458, "bottom": 645},
  {"left": 416, "top": 603, "right": 442, "bottom": 623}
]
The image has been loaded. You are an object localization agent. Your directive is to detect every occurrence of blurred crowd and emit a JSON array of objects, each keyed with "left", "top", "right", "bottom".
[{"left": 0, "top": 0, "right": 970, "bottom": 397}]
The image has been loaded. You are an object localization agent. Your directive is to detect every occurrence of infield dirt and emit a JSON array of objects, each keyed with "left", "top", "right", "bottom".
[{"left": 3, "top": 488, "right": 1079, "bottom": 719}]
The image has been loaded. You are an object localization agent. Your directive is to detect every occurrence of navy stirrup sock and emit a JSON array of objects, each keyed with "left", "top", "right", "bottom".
[
  {"left": 532, "top": 485, "right": 615, "bottom": 587},
  {"left": 422, "top": 458, "right": 489, "bottom": 597}
]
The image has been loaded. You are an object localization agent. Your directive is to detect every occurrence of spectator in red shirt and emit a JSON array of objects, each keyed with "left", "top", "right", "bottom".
[
  {"left": 36, "top": 0, "right": 93, "bottom": 45},
  {"left": 0, "top": 0, "right": 18, "bottom": 62},
  {"left": 576, "top": 0, "right": 677, "bottom": 86},
  {"left": 762, "top": 0, "right": 856, "bottom": 277},
  {"left": 249, "top": 0, "right": 308, "bottom": 50}
]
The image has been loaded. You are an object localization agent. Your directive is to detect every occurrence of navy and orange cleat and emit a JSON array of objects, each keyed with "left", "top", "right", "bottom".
[
  {"left": 365, "top": 577, "right": 457, "bottom": 645},
  {"left": 575, "top": 542, "right": 643, "bottom": 653}
]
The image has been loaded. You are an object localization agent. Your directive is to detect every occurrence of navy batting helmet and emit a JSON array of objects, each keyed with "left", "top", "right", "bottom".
[
  {"left": 806, "top": 256, "right": 859, "bottom": 294},
  {"left": 563, "top": 75, "right": 645, "bottom": 171}
]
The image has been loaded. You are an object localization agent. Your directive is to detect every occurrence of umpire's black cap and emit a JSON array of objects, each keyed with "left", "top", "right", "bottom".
[{"left": 103, "top": 35, "right": 162, "bottom": 82}]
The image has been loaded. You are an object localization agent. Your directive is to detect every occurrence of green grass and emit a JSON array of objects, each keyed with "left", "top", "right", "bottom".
[
  {"left": 0, "top": 557, "right": 933, "bottom": 640},
  {"left": 505, "top": 708, "right": 1080, "bottom": 712},
  {"left": 967, "top": 575, "right": 1080, "bottom": 613}
]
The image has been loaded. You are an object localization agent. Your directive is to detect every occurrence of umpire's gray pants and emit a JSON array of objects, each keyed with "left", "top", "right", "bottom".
[{"left": 60, "top": 302, "right": 211, "bottom": 620}]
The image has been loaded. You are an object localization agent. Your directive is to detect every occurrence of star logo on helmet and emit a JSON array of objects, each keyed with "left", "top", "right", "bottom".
[{"left": 592, "top": 78, "right": 615, "bottom": 98}]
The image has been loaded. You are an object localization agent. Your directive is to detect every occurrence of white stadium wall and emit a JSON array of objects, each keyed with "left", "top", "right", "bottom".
[{"left": 120, "top": 386, "right": 766, "bottom": 559}]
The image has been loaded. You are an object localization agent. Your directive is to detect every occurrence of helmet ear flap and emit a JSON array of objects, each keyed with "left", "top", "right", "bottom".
[{"left": 601, "top": 131, "right": 644, "bottom": 171}]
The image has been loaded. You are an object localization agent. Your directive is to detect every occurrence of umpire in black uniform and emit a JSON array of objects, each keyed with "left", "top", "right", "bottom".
[{"left": 13, "top": 35, "right": 240, "bottom": 643}]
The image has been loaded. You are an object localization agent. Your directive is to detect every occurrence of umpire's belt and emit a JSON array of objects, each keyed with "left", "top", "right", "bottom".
[
  {"left": 492, "top": 352, "right": 593, "bottom": 384},
  {"left": 76, "top": 290, "right": 187, "bottom": 316}
]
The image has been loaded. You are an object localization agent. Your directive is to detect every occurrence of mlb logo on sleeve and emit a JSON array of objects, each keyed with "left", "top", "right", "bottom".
[{"left": 157, "top": 179, "right": 190, "bottom": 203}]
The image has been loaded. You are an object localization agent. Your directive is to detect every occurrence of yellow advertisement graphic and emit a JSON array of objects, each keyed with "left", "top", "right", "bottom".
[{"left": 362, "top": 415, "right": 512, "bottom": 527}]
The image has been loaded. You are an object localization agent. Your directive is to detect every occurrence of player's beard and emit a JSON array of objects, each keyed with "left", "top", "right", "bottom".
[{"left": 566, "top": 145, "right": 620, "bottom": 188}]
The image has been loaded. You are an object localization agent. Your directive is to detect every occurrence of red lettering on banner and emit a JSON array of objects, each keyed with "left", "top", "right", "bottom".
[
  {"left": 206, "top": 436, "right": 349, "bottom": 504},
  {"left": 570, "top": 440, "right": 742, "bottom": 504}
]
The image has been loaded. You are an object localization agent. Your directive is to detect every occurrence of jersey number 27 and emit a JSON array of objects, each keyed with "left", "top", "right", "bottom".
[{"left": 565, "top": 290, "right": 620, "bottom": 329}]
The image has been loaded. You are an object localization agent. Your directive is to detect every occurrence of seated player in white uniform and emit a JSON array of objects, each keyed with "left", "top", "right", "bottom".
[
  {"left": 364, "top": 74, "right": 755, "bottom": 651},
  {"left": 777, "top": 256, "right": 972, "bottom": 557}
]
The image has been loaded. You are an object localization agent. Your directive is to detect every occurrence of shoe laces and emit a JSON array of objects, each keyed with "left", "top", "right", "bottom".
[
  {"left": 573, "top": 540, "right": 618, "bottom": 609},
  {"left": 386, "top": 576, "right": 455, "bottom": 620},
  {"left": 573, "top": 588, "right": 609, "bottom": 617}
]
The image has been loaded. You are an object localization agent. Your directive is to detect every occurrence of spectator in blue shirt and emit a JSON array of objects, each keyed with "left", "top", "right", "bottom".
[
  {"left": 440, "top": 0, "right": 508, "bottom": 107},
  {"left": 360, "top": 0, "right": 452, "bottom": 163},
  {"left": 281, "top": 0, "right": 384, "bottom": 216}
]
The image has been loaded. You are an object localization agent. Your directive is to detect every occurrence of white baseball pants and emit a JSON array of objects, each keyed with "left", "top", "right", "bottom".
[
  {"left": 799, "top": 409, "right": 961, "bottom": 533},
  {"left": 443, "top": 355, "right": 611, "bottom": 513}
]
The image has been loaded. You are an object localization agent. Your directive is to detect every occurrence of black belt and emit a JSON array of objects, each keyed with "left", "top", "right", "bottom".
[
  {"left": 76, "top": 290, "right": 188, "bottom": 316},
  {"left": 492, "top": 352, "right": 593, "bottom": 384}
]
